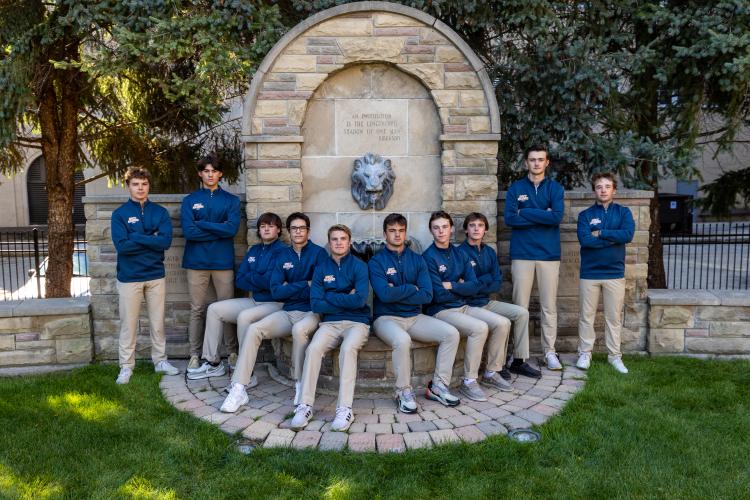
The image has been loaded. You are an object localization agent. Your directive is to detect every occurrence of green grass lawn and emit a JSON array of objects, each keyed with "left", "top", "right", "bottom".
[{"left": 0, "top": 356, "right": 749, "bottom": 499}]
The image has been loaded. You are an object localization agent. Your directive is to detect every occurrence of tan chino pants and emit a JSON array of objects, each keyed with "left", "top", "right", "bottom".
[
  {"left": 578, "top": 278, "right": 625, "bottom": 358},
  {"left": 512, "top": 259, "right": 560, "bottom": 354},
  {"left": 117, "top": 278, "right": 167, "bottom": 369},
  {"left": 187, "top": 269, "right": 235, "bottom": 357}
]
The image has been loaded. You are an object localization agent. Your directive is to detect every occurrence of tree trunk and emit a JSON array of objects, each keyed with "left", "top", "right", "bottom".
[
  {"left": 647, "top": 187, "right": 666, "bottom": 288},
  {"left": 36, "top": 46, "right": 81, "bottom": 298}
]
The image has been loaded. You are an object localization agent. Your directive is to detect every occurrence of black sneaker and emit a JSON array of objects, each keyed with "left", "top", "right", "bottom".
[
  {"left": 499, "top": 368, "right": 512, "bottom": 381},
  {"left": 509, "top": 360, "right": 542, "bottom": 378}
]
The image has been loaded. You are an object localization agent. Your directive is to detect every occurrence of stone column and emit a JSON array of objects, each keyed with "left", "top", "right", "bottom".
[{"left": 497, "top": 189, "right": 653, "bottom": 354}]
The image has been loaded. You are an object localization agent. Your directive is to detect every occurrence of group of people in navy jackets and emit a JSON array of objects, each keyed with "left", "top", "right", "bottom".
[{"left": 111, "top": 144, "right": 634, "bottom": 432}]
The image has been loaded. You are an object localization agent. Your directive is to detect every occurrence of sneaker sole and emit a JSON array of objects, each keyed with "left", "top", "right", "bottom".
[
  {"left": 459, "top": 388, "right": 488, "bottom": 402},
  {"left": 397, "top": 402, "right": 418, "bottom": 414},
  {"left": 186, "top": 369, "right": 225, "bottom": 380},
  {"left": 480, "top": 379, "right": 513, "bottom": 392},
  {"left": 425, "top": 388, "right": 460, "bottom": 407},
  {"left": 220, "top": 394, "right": 249, "bottom": 413}
]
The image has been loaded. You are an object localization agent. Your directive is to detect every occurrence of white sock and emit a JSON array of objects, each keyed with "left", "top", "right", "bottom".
[
  {"left": 463, "top": 377, "right": 476, "bottom": 385},
  {"left": 484, "top": 370, "right": 496, "bottom": 378}
]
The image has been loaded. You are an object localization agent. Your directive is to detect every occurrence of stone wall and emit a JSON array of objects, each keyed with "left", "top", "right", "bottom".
[
  {"left": 497, "top": 190, "right": 653, "bottom": 353},
  {"left": 0, "top": 298, "right": 91, "bottom": 368},
  {"left": 242, "top": 2, "right": 501, "bottom": 247},
  {"left": 83, "top": 194, "right": 250, "bottom": 361},
  {"left": 648, "top": 290, "right": 750, "bottom": 357}
]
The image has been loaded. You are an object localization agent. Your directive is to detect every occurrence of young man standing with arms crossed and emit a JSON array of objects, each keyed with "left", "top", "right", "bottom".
[
  {"left": 181, "top": 155, "right": 241, "bottom": 370},
  {"left": 459, "top": 212, "right": 542, "bottom": 380},
  {"left": 576, "top": 172, "right": 634, "bottom": 373},
  {"left": 187, "top": 213, "right": 286, "bottom": 380},
  {"left": 111, "top": 167, "right": 179, "bottom": 384},
  {"left": 291, "top": 225, "right": 370, "bottom": 432},
  {"left": 220, "top": 213, "right": 326, "bottom": 413},
  {"left": 370, "top": 213, "right": 461, "bottom": 413},
  {"left": 504, "top": 144, "right": 565, "bottom": 370},
  {"left": 423, "top": 211, "right": 511, "bottom": 403}
]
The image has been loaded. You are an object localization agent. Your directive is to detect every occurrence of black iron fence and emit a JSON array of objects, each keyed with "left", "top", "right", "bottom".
[
  {"left": 663, "top": 222, "right": 750, "bottom": 290},
  {"left": 0, "top": 226, "right": 88, "bottom": 301}
]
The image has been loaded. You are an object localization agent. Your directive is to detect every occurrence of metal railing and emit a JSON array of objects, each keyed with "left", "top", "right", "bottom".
[
  {"left": 0, "top": 226, "right": 88, "bottom": 301},
  {"left": 663, "top": 222, "right": 750, "bottom": 290}
]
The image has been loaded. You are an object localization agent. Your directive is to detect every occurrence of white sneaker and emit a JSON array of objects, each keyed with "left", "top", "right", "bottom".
[
  {"left": 609, "top": 357, "right": 628, "bottom": 374},
  {"left": 228, "top": 352, "right": 238, "bottom": 369},
  {"left": 290, "top": 404, "right": 313, "bottom": 430},
  {"left": 154, "top": 360, "right": 180, "bottom": 376},
  {"left": 187, "top": 355, "right": 200, "bottom": 371},
  {"left": 186, "top": 362, "right": 226, "bottom": 380},
  {"left": 293, "top": 380, "right": 302, "bottom": 405},
  {"left": 331, "top": 406, "right": 353, "bottom": 432},
  {"left": 545, "top": 352, "right": 563, "bottom": 370},
  {"left": 396, "top": 387, "right": 418, "bottom": 413},
  {"left": 116, "top": 367, "right": 133, "bottom": 385},
  {"left": 220, "top": 383, "right": 249, "bottom": 413},
  {"left": 576, "top": 352, "right": 592, "bottom": 370}
]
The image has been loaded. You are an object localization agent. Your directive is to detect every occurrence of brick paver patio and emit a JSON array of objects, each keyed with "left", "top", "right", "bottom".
[{"left": 160, "top": 354, "right": 586, "bottom": 452}]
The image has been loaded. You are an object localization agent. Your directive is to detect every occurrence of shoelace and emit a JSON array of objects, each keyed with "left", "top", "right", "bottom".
[
  {"left": 335, "top": 407, "right": 351, "bottom": 421},
  {"left": 402, "top": 389, "right": 416, "bottom": 402}
]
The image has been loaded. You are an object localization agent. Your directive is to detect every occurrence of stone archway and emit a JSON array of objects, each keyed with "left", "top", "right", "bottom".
[{"left": 242, "top": 1, "right": 500, "bottom": 245}]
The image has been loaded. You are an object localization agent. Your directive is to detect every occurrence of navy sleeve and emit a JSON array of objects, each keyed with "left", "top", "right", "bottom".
[
  {"left": 451, "top": 252, "right": 481, "bottom": 296},
  {"left": 111, "top": 213, "right": 146, "bottom": 255},
  {"left": 476, "top": 252, "right": 502, "bottom": 295},
  {"left": 600, "top": 208, "right": 635, "bottom": 244},
  {"left": 194, "top": 195, "right": 241, "bottom": 238},
  {"left": 130, "top": 209, "right": 172, "bottom": 251},
  {"left": 369, "top": 258, "right": 418, "bottom": 303},
  {"left": 324, "top": 261, "right": 369, "bottom": 309},
  {"left": 180, "top": 197, "right": 214, "bottom": 242},
  {"left": 519, "top": 184, "right": 564, "bottom": 226},
  {"left": 424, "top": 253, "right": 458, "bottom": 304},
  {"left": 504, "top": 185, "right": 535, "bottom": 228},
  {"left": 235, "top": 250, "right": 255, "bottom": 291},
  {"left": 578, "top": 212, "right": 612, "bottom": 249}
]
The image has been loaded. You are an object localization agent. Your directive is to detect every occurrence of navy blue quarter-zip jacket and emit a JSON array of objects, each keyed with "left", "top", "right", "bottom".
[
  {"left": 504, "top": 176, "right": 564, "bottom": 261},
  {"left": 311, "top": 252, "right": 371, "bottom": 324},
  {"left": 111, "top": 199, "right": 173, "bottom": 283},
  {"left": 577, "top": 202, "right": 635, "bottom": 279},
  {"left": 235, "top": 238, "right": 288, "bottom": 302},
  {"left": 369, "top": 246, "right": 433, "bottom": 319},
  {"left": 422, "top": 243, "right": 480, "bottom": 316},
  {"left": 180, "top": 186, "right": 240, "bottom": 270},
  {"left": 458, "top": 240, "right": 502, "bottom": 307},
  {"left": 270, "top": 241, "right": 328, "bottom": 312}
]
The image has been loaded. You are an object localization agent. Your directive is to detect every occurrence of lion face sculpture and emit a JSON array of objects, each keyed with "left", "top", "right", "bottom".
[{"left": 351, "top": 153, "right": 396, "bottom": 210}]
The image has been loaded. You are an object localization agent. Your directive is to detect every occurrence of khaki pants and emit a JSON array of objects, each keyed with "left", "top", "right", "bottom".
[
  {"left": 202, "top": 297, "right": 283, "bottom": 364},
  {"left": 484, "top": 300, "right": 531, "bottom": 360},
  {"left": 578, "top": 278, "right": 625, "bottom": 358},
  {"left": 512, "top": 259, "right": 560, "bottom": 354},
  {"left": 232, "top": 310, "right": 319, "bottom": 386},
  {"left": 373, "top": 314, "right": 460, "bottom": 388},
  {"left": 117, "top": 278, "right": 167, "bottom": 369},
  {"left": 435, "top": 305, "right": 509, "bottom": 378},
  {"left": 187, "top": 269, "right": 235, "bottom": 357},
  {"left": 300, "top": 320, "right": 370, "bottom": 409}
]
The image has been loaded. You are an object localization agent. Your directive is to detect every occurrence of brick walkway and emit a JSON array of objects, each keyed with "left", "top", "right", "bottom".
[{"left": 160, "top": 354, "right": 586, "bottom": 452}]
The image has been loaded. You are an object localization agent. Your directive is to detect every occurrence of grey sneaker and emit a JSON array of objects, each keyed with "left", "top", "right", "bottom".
[
  {"left": 290, "top": 404, "right": 313, "bottom": 430},
  {"left": 426, "top": 380, "right": 460, "bottom": 407},
  {"left": 116, "top": 367, "right": 132, "bottom": 385},
  {"left": 154, "top": 360, "right": 179, "bottom": 376},
  {"left": 396, "top": 387, "right": 418, "bottom": 413},
  {"left": 576, "top": 352, "right": 592, "bottom": 370},
  {"left": 545, "top": 352, "right": 563, "bottom": 370},
  {"left": 481, "top": 372, "right": 513, "bottom": 392},
  {"left": 186, "top": 361, "right": 225, "bottom": 380},
  {"left": 609, "top": 357, "right": 628, "bottom": 374},
  {"left": 220, "top": 383, "right": 249, "bottom": 413},
  {"left": 460, "top": 379, "right": 488, "bottom": 401},
  {"left": 187, "top": 355, "right": 200, "bottom": 371}
]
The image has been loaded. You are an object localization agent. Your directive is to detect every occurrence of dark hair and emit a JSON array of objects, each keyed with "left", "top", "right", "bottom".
[
  {"left": 383, "top": 213, "right": 407, "bottom": 232},
  {"left": 524, "top": 144, "right": 548, "bottom": 160},
  {"left": 197, "top": 154, "right": 221, "bottom": 172},
  {"left": 429, "top": 210, "right": 453, "bottom": 228},
  {"left": 591, "top": 172, "right": 618, "bottom": 191},
  {"left": 124, "top": 167, "right": 151, "bottom": 185},
  {"left": 327, "top": 224, "right": 352, "bottom": 240},
  {"left": 286, "top": 212, "right": 310, "bottom": 231},
  {"left": 256, "top": 212, "right": 283, "bottom": 238},
  {"left": 463, "top": 212, "right": 489, "bottom": 232}
]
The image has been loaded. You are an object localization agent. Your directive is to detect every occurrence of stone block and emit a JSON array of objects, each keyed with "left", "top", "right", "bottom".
[
  {"left": 403, "top": 431, "right": 432, "bottom": 450},
  {"left": 697, "top": 306, "right": 750, "bottom": 322},
  {"left": 709, "top": 322, "right": 750, "bottom": 337},
  {"left": 347, "top": 432, "right": 376, "bottom": 452},
  {"left": 0, "top": 334, "right": 14, "bottom": 351},
  {"left": 41, "top": 316, "right": 90, "bottom": 340},
  {"left": 258, "top": 143, "right": 301, "bottom": 160},
  {"left": 650, "top": 306, "right": 694, "bottom": 328},
  {"left": 0, "top": 348, "right": 55, "bottom": 366},
  {"left": 90, "top": 295, "right": 119, "bottom": 320},
  {"left": 301, "top": 100, "right": 334, "bottom": 156},
  {"left": 255, "top": 100, "right": 287, "bottom": 118},
  {"left": 435, "top": 46, "right": 464, "bottom": 63},
  {"left": 429, "top": 429, "right": 459, "bottom": 445},
  {"left": 307, "top": 18, "right": 373, "bottom": 37},
  {"left": 431, "top": 90, "right": 459, "bottom": 107},
  {"left": 257, "top": 169, "right": 302, "bottom": 185},
  {"left": 399, "top": 63, "right": 445, "bottom": 89},
  {"left": 455, "top": 175, "right": 497, "bottom": 200},
  {"left": 686, "top": 337, "right": 750, "bottom": 355},
  {"left": 408, "top": 99, "right": 442, "bottom": 156},
  {"left": 272, "top": 55, "right": 317, "bottom": 73},
  {"left": 455, "top": 141, "right": 498, "bottom": 158},
  {"left": 649, "top": 328, "right": 685, "bottom": 353},
  {"left": 56, "top": 337, "right": 92, "bottom": 364},
  {"left": 263, "top": 429, "right": 295, "bottom": 448},
  {"left": 291, "top": 430, "right": 322, "bottom": 449},
  {"left": 419, "top": 29, "right": 448, "bottom": 45},
  {"left": 459, "top": 90, "right": 486, "bottom": 107},
  {"left": 445, "top": 72, "right": 480, "bottom": 89},
  {"left": 0, "top": 317, "right": 33, "bottom": 332},
  {"left": 376, "top": 433, "right": 406, "bottom": 453},
  {"left": 318, "top": 431, "right": 348, "bottom": 451},
  {"left": 340, "top": 37, "right": 405, "bottom": 62},
  {"left": 245, "top": 186, "right": 291, "bottom": 204},
  {"left": 373, "top": 13, "right": 425, "bottom": 27},
  {"left": 468, "top": 116, "right": 490, "bottom": 133},
  {"left": 296, "top": 73, "right": 328, "bottom": 92},
  {"left": 287, "top": 100, "right": 307, "bottom": 126}
]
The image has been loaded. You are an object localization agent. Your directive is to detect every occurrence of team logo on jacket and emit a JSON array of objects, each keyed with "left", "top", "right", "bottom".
[
  {"left": 518, "top": 194, "right": 529, "bottom": 202},
  {"left": 247, "top": 256, "right": 256, "bottom": 263},
  {"left": 590, "top": 218, "right": 602, "bottom": 225},
  {"left": 385, "top": 267, "right": 397, "bottom": 276},
  {"left": 438, "top": 264, "right": 447, "bottom": 273},
  {"left": 283, "top": 262, "right": 294, "bottom": 270},
  {"left": 324, "top": 275, "right": 336, "bottom": 283},
  {"left": 470, "top": 260, "right": 477, "bottom": 267},
  {"left": 127, "top": 216, "right": 139, "bottom": 224},
  {"left": 192, "top": 203, "right": 204, "bottom": 210}
]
